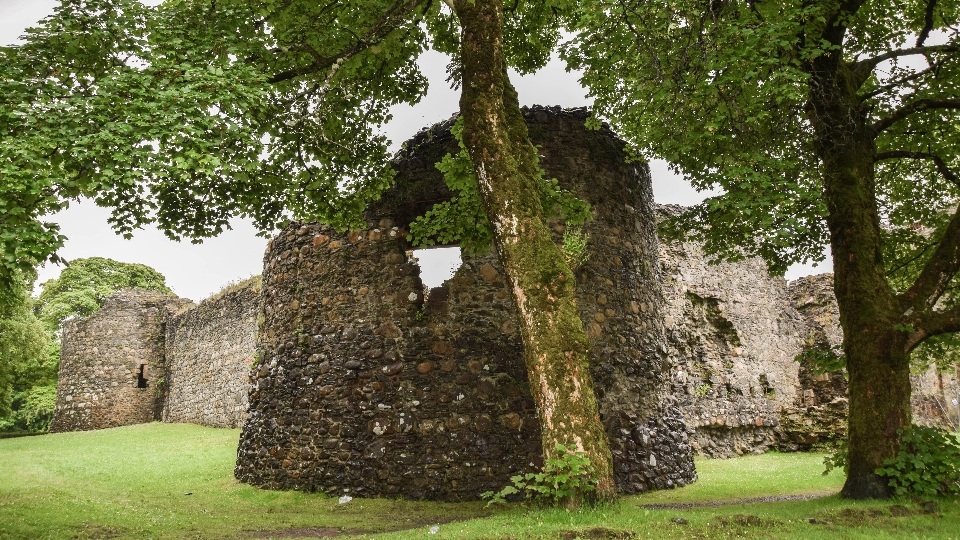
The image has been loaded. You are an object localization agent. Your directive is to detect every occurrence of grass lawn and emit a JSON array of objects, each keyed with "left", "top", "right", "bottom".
[{"left": 0, "top": 422, "right": 957, "bottom": 539}]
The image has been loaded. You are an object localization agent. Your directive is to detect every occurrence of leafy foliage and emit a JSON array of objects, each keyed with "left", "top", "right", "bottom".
[
  {"left": 795, "top": 344, "right": 847, "bottom": 376},
  {"left": 0, "top": 0, "right": 581, "bottom": 285},
  {"left": 876, "top": 426, "right": 960, "bottom": 497},
  {"left": 35, "top": 257, "right": 172, "bottom": 333},
  {"left": 407, "top": 118, "right": 495, "bottom": 255},
  {"left": 480, "top": 444, "right": 599, "bottom": 506},
  {"left": 565, "top": 0, "right": 959, "bottom": 276},
  {"left": 561, "top": 226, "right": 590, "bottom": 270},
  {"left": 0, "top": 272, "right": 52, "bottom": 418},
  {"left": 0, "top": 0, "right": 431, "bottom": 285},
  {"left": 0, "top": 385, "right": 57, "bottom": 433},
  {"left": 823, "top": 439, "right": 849, "bottom": 477},
  {"left": 409, "top": 117, "right": 591, "bottom": 255}
]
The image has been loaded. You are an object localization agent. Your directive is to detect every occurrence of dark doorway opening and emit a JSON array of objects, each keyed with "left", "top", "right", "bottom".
[{"left": 137, "top": 364, "right": 148, "bottom": 389}]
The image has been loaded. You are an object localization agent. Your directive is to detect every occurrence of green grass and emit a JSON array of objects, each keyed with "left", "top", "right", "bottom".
[
  {"left": 0, "top": 423, "right": 484, "bottom": 539},
  {"left": 1, "top": 423, "right": 958, "bottom": 539},
  {"left": 632, "top": 451, "right": 843, "bottom": 505}
]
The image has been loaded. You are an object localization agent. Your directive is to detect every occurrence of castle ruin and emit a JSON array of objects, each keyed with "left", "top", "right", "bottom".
[{"left": 50, "top": 107, "right": 960, "bottom": 500}]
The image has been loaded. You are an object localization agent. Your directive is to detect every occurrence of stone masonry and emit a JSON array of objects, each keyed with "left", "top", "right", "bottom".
[
  {"left": 779, "top": 274, "right": 849, "bottom": 451},
  {"left": 784, "top": 273, "right": 960, "bottom": 441},
  {"left": 50, "top": 289, "right": 189, "bottom": 432},
  {"left": 657, "top": 211, "right": 808, "bottom": 457},
  {"left": 233, "top": 107, "right": 698, "bottom": 500},
  {"left": 162, "top": 277, "right": 261, "bottom": 428}
]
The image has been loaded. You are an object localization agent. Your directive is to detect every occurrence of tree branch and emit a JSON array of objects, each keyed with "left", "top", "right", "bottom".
[
  {"left": 917, "top": 0, "right": 938, "bottom": 47},
  {"left": 899, "top": 206, "right": 960, "bottom": 316},
  {"left": 852, "top": 43, "right": 958, "bottom": 74},
  {"left": 859, "top": 63, "right": 937, "bottom": 101},
  {"left": 872, "top": 98, "right": 960, "bottom": 134},
  {"left": 875, "top": 150, "right": 960, "bottom": 187},
  {"left": 906, "top": 303, "right": 960, "bottom": 351},
  {"left": 887, "top": 240, "right": 937, "bottom": 282},
  {"left": 266, "top": 0, "right": 425, "bottom": 84}
]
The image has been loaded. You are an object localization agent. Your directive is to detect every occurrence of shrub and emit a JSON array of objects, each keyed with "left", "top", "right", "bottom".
[
  {"left": 822, "top": 438, "right": 848, "bottom": 477},
  {"left": 561, "top": 227, "right": 590, "bottom": 270},
  {"left": 876, "top": 425, "right": 960, "bottom": 497},
  {"left": 481, "top": 444, "right": 599, "bottom": 506}
]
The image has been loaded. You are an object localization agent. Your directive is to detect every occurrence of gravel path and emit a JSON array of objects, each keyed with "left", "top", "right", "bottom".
[{"left": 637, "top": 492, "right": 837, "bottom": 510}]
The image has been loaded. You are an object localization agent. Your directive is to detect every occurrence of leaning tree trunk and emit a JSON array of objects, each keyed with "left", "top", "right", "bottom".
[
  {"left": 811, "top": 62, "right": 912, "bottom": 499},
  {"left": 453, "top": 0, "right": 615, "bottom": 501}
]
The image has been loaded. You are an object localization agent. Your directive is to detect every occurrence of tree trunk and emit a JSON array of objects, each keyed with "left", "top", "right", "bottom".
[
  {"left": 453, "top": 0, "right": 615, "bottom": 502},
  {"left": 842, "top": 326, "right": 911, "bottom": 498},
  {"left": 810, "top": 62, "right": 912, "bottom": 499}
]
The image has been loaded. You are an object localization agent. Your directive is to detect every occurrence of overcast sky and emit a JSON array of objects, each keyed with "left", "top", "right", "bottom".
[{"left": 2, "top": 1, "right": 827, "bottom": 300}]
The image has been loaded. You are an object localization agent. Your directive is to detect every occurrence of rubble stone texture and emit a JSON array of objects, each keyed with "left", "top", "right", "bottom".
[
  {"left": 787, "top": 273, "right": 960, "bottom": 437},
  {"left": 233, "top": 107, "right": 698, "bottom": 500},
  {"left": 162, "top": 278, "right": 260, "bottom": 428},
  {"left": 49, "top": 290, "right": 189, "bottom": 432},
  {"left": 780, "top": 274, "right": 850, "bottom": 451},
  {"left": 657, "top": 217, "right": 808, "bottom": 457},
  {"left": 912, "top": 366, "right": 960, "bottom": 430}
]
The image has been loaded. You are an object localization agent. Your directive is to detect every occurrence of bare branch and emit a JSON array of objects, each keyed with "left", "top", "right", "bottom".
[
  {"left": 875, "top": 150, "right": 960, "bottom": 187},
  {"left": 852, "top": 43, "right": 958, "bottom": 74},
  {"left": 899, "top": 206, "right": 960, "bottom": 316},
  {"left": 268, "top": 53, "right": 343, "bottom": 84},
  {"left": 917, "top": 0, "right": 938, "bottom": 47},
  {"left": 888, "top": 239, "right": 937, "bottom": 277},
  {"left": 872, "top": 98, "right": 960, "bottom": 134},
  {"left": 859, "top": 63, "right": 937, "bottom": 101}
]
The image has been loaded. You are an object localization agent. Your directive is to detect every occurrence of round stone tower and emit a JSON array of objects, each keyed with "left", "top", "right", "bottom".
[
  {"left": 50, "top": 289, "right": 188, "bottom": 432},
  {"left": 234, "top": 106, "right": 697, "bottom": 500}
]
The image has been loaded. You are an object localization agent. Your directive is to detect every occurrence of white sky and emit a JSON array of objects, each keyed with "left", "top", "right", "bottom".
[{"left": 1, "top": 1, "right": 826, "bottom": 300}]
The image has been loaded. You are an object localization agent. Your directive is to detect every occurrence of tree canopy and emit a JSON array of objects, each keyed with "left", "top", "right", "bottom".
[
  {"left": 567, "top": 0, "right": 959, "bottom": 498},
  {"left": 35, "top": 256, "right": 172, "bottom": 333},
  {"left": 568, "top": 0, "right": 958, "bottom": 275},
  {"left": 0, "top": 0, "right": 570, "bottom": 284}
]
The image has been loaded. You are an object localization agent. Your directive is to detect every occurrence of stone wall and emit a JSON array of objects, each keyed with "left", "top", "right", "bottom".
[
  {"left": 659, "top": 243, "right": 959, "bottom": 455},
  {"left": 657, "top": 212, "right": 808, "bottom": 457},
  {"left": 785, "top": 273, "right": 960, "bottom": 437},
  {"left": 779, "top": 274, "right": 849, "bottom": 450},
  {"left": 234, "top": 107, "right": 697, "bottom": 501},
  {"left": 162, "top": 277, "right": 261, "bottom": 428},
  {"left": 49, "top": 290, "right": 189, "bottom": 432}
]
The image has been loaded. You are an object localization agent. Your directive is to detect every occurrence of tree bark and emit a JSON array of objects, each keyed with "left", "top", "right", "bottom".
[
  {"left": 809, "top": 61, "right": 912, "bottom": 499},
  {"left": 453, "top": 0, "right": 615, "bottom": 502}
]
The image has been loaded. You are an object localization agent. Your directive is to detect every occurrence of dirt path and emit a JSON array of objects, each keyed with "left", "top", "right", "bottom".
[{"left": 637, "top": 492, "right": 837, "bottom": 510}]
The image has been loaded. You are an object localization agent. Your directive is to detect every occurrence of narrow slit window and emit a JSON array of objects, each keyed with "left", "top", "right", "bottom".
[{"left": 137, "top": 364, "right": 148, "bottom": 389}]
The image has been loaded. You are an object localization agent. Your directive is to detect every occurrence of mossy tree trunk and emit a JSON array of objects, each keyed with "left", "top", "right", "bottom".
[
  {"left": 453, "top": 0, "right": 615, "bottom": 501},
  {"left": 809, "top": 56, "right": 955, "bottom": 499}
]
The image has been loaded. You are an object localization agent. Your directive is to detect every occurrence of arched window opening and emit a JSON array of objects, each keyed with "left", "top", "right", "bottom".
[{"left": 410, "top": 246, "right": 462, "bottom": 289}]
